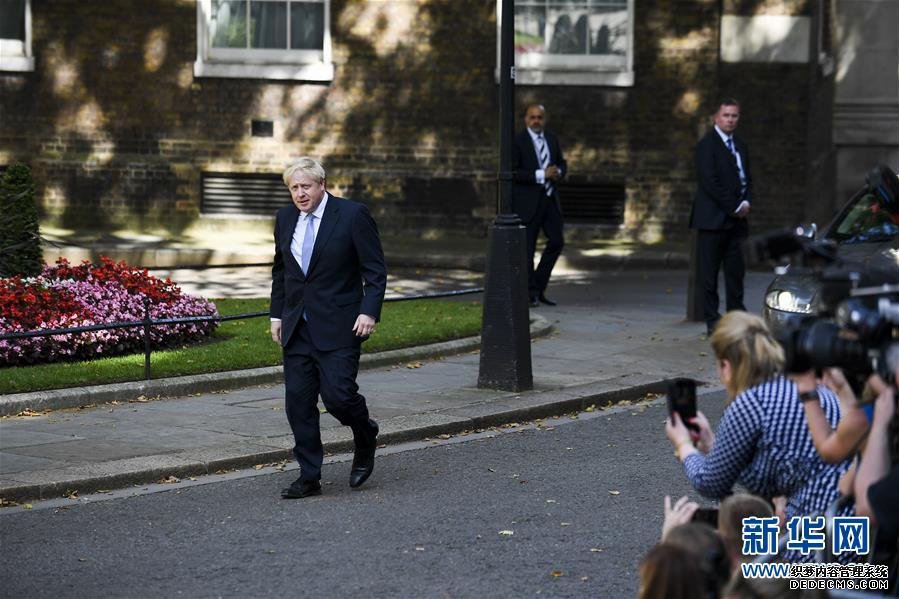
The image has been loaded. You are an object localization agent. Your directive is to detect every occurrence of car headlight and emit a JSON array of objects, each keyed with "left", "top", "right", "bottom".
[{"left": 765, "top": 290, "right": 813, "bottom": 314}]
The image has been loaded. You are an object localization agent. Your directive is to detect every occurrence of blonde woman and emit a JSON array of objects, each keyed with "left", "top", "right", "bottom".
[{"left": 665, "top": 312, "right": 849, "bottom": 539}]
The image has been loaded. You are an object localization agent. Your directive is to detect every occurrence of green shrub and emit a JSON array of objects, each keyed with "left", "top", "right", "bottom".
[{"left": 0, "top": 163, "right": 42, "bottom": 277}]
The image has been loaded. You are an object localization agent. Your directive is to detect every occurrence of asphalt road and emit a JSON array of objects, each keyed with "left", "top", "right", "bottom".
[{"left": 0, "top": 390, "right": 730, "bottom": 599}]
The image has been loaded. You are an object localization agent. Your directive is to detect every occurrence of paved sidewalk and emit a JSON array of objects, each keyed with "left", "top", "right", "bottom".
[{"left": 0, "top": 269, "right": 771, "bottom": 504}]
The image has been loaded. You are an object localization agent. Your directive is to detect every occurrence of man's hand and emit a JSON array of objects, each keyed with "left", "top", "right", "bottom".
[
  {"left": 545, "top": 165, "right": 561, "bottom": 181},
  {"left": 270, "top": 320, "right": 282, "bottom": 344},
  {"left": 353, "top": 314, "right": 376, "bottom": 337}
]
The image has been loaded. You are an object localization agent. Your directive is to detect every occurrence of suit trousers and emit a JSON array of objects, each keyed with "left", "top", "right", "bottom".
[
  {"left": 696, "top": 228, "right": 746, "bottom": 329},
  {"left": 525, "top": 194, "right": 564, "bottom": 297},
  {"left": 283, "top": 322, "right": 372, "bottom": 481}
]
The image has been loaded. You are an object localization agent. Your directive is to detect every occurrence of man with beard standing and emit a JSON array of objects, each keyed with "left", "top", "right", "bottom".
[{"left": 512, "top": 103, "right": 567, "bottom": 308}]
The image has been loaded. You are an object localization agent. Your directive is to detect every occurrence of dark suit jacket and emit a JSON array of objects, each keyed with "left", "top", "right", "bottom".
[
  {"left": 270, "top": 194, "right": 387, "bottom": 351},
  {"left": 689, "top": 128, "right": 753, "bottom": 233},
  {"left": 512, "top": 129, "right": 567, "bottom": 223}
]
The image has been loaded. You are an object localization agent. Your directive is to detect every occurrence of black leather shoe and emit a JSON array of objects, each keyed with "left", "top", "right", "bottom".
[
  {"left": 349, "top": 420, "right": 378, "bottom": 488},
  {"left": 281, "top": 478, "right": 322, "bottom": 499},
  {"left": 530, "top": 295, "right": 540, "bottom": 308},
  {"left": 538, "top": 293, "right": 557, "bottom": 306}
]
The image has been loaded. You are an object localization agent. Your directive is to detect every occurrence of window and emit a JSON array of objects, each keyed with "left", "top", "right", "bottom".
[
  {"left": 0, "top": 0, "right": 33, "bottom": 72},
  {"left": 500, "top": 0, "right": 634, "bottom": 86},
  {"left": 194, "top": 0, "right": 333, "bottom": 81}
]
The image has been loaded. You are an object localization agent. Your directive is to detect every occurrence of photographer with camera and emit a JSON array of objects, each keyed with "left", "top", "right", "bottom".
[
  {"left": 854, "top": 344, "right": 899, "bottom": 555},
  {"left": 665, "top": 312, "right": 849, "bottom": 561},
  {"left": 792, "top": 367, "right": 871, "bottom": 465}
]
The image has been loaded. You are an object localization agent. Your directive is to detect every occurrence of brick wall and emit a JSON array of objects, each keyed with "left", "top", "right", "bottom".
[{"left": 0, "top": 0, "right": 830, "bottom": 242}]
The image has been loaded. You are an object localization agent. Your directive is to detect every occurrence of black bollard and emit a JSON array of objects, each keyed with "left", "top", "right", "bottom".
[
  {"left": 686, "top": 230, "right": 704, "bottom": 322},
  {"left": 478, "top": 214, "right": 533, "bottom": 391}
]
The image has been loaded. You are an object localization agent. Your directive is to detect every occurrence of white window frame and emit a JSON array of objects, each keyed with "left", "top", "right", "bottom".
[
  {"left": 497, "top": 0, "right": 635, "bottom": 86},
  {"left": 0, "top": 0, "right": 34, "bottom": 72},
  {"left": 194, "top": 0, "right": 334, "bottom": 81}
]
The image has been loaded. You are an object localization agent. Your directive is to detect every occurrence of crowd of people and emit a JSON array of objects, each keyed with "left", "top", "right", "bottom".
[{"left": 638, "top": 311, "right": 898, "bottom": 598}]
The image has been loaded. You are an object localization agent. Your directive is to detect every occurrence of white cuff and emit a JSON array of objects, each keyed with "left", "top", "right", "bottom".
[{"left": 535, "top": 169, "right": 545, "bottom": 184}]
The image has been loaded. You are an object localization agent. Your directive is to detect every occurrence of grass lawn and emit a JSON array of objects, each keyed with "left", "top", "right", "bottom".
[{"left": 0, "top": 297, "right": 483, "bottom": 395}]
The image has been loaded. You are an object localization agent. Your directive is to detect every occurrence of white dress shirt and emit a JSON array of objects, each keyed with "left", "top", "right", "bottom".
[
  {"left": 527, "top": 127, "right": 548, "bottom": 184},
  {"left": 290, "top": 192, "right": 328, "bottom": 268},
  {"left": 714, "top": 125, "right": 749, "bottom": 214},
  {"left": 271, "top": 193, "right": 329, "bottom": 323}
]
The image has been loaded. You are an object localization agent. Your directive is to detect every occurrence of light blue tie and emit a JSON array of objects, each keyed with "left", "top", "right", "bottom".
[{"left": 301, "top": 214, "right": 315, "bottom": 274}]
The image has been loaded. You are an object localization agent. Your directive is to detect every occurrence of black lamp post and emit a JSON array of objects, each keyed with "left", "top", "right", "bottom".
[{"left": 477, "top": 0, "right": 533, "bottom": 391}]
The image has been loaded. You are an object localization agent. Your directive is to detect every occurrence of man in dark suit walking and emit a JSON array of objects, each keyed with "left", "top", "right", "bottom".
[
  {"left": 512, "top": 103, "right": 567, "bottom": 307},
  {"left": 690, "top": 98, "right": 752, "bottom": 335},
  {"left": 270, "top": 157, "right": 387, "bottom": 499}
]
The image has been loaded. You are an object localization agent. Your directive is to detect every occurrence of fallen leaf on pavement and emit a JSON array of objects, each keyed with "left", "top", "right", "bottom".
[
  {"left": 405, "top": 361, "right": 422, "bottom": 369},
  {"left": 64, "top": 490, "right": 79, "bottom": 499},
  {"left": 590, "top": 548, "right": 603, "bottom": 553},
  {"left": 160, "top": 475, "right": 181, "bottom": 484},
  {"left": 498, "top": 530, "right": 514, "bottom": 536},
  {"left": 551, "top": 570, "right": 564, "bottom": 578},
  {"left": 17, "top": 409, "right": 50, "bottom": 417},
  {"left": 608, "top": 490, "right": 620, "bottom": 496}
]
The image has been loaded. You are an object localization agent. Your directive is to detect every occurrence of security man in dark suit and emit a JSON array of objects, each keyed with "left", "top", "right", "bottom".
[
  {"left": 270, "top": 157, "right": 387, "bottom": 499},
  {"left": 512, "top": 103, "right": 567, "bottom": 307},
  {"left": 690, "top": 98, "right": 752, "bottom": 335}
]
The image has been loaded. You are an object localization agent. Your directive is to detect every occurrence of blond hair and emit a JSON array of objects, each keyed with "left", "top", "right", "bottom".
[
  {"left": 282, "top": 157, "right": 326, "bottom": 186},
  {"left": 710, "top": 311, "right": 784, "bottom": 398}
]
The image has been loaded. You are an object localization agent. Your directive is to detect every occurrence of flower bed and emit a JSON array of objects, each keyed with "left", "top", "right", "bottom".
[{"left": 0, "top": 257, "right": 219, "bottom": 366}]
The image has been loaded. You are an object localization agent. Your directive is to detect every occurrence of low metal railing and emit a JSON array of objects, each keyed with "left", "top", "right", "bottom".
[{"left": 0, "top": 287, "right": 483, "bottom": 381}]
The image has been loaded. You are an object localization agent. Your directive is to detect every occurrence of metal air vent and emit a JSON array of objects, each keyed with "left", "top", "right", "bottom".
[{"left": 201, "top": 172, "right": 288, "bottom": 216}]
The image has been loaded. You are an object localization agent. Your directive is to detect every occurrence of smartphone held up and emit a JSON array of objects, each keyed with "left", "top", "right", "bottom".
[{"left": 666, "top": 377, "right": 699, "bottom": 433}]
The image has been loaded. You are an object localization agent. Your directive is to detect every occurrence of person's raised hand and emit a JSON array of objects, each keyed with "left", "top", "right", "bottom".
[{"left": 662, "top": 495, "right": 699, "bottom": 540}]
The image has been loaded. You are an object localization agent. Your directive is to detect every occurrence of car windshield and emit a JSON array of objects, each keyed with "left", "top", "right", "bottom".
[{"left": 828, "top": 192, "right": 899, "bottom": 243}]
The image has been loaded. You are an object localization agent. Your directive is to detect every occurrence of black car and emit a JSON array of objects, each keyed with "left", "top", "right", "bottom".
[{"left": 762, "top": 166, "right": 899, "bottom": 337}]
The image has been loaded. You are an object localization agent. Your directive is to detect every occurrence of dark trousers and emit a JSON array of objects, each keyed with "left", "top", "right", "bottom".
[
  {"left": 696, "top": 229, "right": 746, "bottom": 330},
  {"left": 283, "top": 322, "right": 372, "bottom": 481},
  {"left": 525, "top": 195, "right": 565, "bottom": 297}
]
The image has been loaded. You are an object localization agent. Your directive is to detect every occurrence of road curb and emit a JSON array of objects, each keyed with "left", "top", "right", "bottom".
[
  {"left": 0, "top": 376, "right": 669, "bottom": 504},
  {"left": 0, "top": 315, "right": 553, "bottom": 417}
]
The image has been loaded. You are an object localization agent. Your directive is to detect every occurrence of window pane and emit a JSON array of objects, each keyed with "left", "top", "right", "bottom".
[
  {"left": 290, "top": 2, "right": 324, "bottom": 50},
  {"left": 251, "top": 1, "right": 287, "bottom": 49},
  {"left": 0, "top": 0, "right": 26, "bottom": 41},
  {"left": 212, "top": 0, "right": 248, "bottom": 48},
  {"left": 516, "top": 1, "right": 628, "bottom": 56},
  {"left": 515, "top": 5, "right": 547, "bottom": 54},
  {"left": 547, "top": 7, "right": 589, "bottom": 54},
  {"left": 588, "top": 4, "right": 628, "bottom": 55}
]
